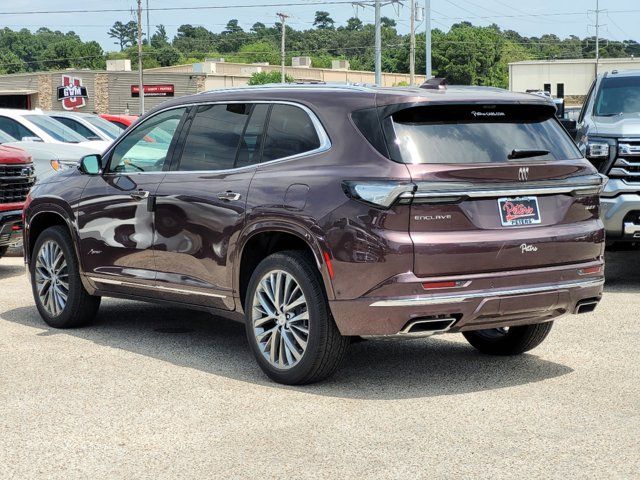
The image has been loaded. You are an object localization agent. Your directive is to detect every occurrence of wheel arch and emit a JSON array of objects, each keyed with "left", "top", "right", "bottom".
[
  {"left": 26, "top": 205, "right": 78, "bottom": 269},
  {"left": 234, "top": 221, "right": 336, "bottom": 312}
]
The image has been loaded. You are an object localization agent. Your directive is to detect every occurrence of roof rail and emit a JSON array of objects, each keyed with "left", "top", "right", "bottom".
[{"left": 420, "top": 78, "right": 448, "bottom": 90}]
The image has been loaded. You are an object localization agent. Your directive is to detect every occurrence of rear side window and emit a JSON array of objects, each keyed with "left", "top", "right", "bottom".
[
  {"left": 178, "top": 104, "right": 250, "bottom": 171},
  {"left": 236, "top": 104, "right": 269, "bottom": 168},
  {"left": 261, "top": 104, "right": 320, "bottom": 162},
  {"left": 390, "top": 104, "right": 582, "bottom": 164}
]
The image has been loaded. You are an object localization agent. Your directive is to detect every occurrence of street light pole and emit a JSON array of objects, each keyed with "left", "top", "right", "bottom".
[
  {"left": 409, "top": 0, "right": 415, "bottom": 85},
  {"left": 374, "top": 0, "right": 382, "bottom": 85},
  {"left": 425, "top": 0, "right": 432, "bottom": 78}
]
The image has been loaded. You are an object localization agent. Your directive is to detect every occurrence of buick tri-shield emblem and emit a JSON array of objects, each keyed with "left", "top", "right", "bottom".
[{"left": 518, "top": 167, "right": 529, "bottom": 182}]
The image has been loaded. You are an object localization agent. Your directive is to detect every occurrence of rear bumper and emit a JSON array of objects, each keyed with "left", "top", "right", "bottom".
[
  {"left": 600, "top": 193, "right": 640, "bottom": 240},
  {"left": 329, "top": 262, "right": 604, "bottom": 336},
  {"left": 0, "top": 209, "right": 23, "bottom": 248}
]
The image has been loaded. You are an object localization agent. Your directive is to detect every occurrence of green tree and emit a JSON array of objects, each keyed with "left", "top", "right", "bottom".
[
  {"left": 151, "top": 24, "right": 169, "bottom": 48},
  {"left": 224, "top": 19, "right": 243, "bottom": 35},
  {"left": 248, "top": 70, "right": 294, "bottom": 85},
  {"left": 313, "top": 11, "right": 335, "bottom": 30},
  {"left": 108, "top": 21, "right": 138, "bottom": 51},
  {"left": 345, "top": 17, "right": 363, "bottom": 31},
  {"left": 156, "top": 45, "right": 182, "bottom": 66},
  {"left": 0, "top": 50, "right": 26, "bottom": 74}
]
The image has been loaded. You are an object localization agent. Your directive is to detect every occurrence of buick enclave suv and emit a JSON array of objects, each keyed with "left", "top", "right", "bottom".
[{"left": 24, "top": 84, "right": 606, "bottom": 384}]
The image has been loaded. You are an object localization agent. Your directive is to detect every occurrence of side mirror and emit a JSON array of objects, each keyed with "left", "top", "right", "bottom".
[
  {"left": 80, "top": 154, "right": 102, "bottom": 175},
  {"left": 559, "top": 118, "right": 577, "bottom": 139}
]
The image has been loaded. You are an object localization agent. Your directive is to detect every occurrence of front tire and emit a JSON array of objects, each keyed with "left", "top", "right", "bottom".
[
  {"left": 0, "top": 245, "right": 8, "bottom": 259},
  {"left": 30, "top": 225, "right": 100, "bottom": 328},
  {"left": 463, "top": 322, "right": 553, "bottom": 355},
  {"left": 244, "top": 250, "right": 349, "bottom": 385}
]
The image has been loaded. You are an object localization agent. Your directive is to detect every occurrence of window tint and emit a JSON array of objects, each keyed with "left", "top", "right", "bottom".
[
  {"left": 0, "top": 116, "right": 37, "bottom": 141},
  {"left": 109, "top": 107, "right": 186, "bottom": 173},
  {"left": 178, "top": 104, "right": 250, "bottom": 171},
  {"left": 391, "top": 105, "right": 582, "bottom": 164},
  {"left": 236, "top": 104, "right": 269, "bottom": 168},
  {"left": 262, "top": 104, "right": 320, "bottom": 162},
  {"left": 24, "top": 115, "right": 88, "bottom": 143},
  {"left": 53, "top": 116, "right": 101, "bottom": 140}
]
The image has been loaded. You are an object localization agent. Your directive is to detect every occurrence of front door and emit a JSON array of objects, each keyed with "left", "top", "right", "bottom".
[
  {"left": 76, "top": 107, "right": 188, "bottom": 293},
  {"left": 153, "top": 103, "right": 269, "bottom": 309}
]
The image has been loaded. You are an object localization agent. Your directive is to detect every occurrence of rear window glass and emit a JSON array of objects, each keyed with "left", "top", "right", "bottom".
[
  {"left": 594, "top": 75, "right": 640, "bottom": 116},
  {"left": 390, "top": 105, "right": 582, "bottom": 164}
]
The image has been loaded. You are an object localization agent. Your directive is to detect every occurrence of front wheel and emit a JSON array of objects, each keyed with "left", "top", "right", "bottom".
[
  {"left": 30, "top": 225, "right": 100, "bottom": 328},
  {"left": 244, "top": 250, "right": 349, "bottom": 385},
  {"left": 462, "top": 322, "right": 553, "bottom": 355},
  {"left": 0, "top": 245, "right": 8, "bottom": 259}
]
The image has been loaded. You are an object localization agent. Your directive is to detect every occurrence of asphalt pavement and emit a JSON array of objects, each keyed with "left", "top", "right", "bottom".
[{"left": 0, "top": 252, "right": 638, "bottom": 479}]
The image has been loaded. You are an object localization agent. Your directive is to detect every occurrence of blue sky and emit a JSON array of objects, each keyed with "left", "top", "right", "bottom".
[{"left": 3, "top": 0, "right": 639, "bottom": 51}]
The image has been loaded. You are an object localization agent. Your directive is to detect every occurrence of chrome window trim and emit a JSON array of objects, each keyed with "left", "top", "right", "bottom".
[
  {"left": 101, "top": 100, "right": 331, "bottom": 176},
  {"left": 88, "top": 276, "right": 227, "bottom": 299},
  {"left": 370, "top": 278, "right": 604, "bottom": 307}
]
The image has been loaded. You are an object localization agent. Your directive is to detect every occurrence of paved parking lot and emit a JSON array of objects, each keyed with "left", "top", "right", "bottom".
[{"left": 0, "top": 252, "right": 638, "bottom": 479}]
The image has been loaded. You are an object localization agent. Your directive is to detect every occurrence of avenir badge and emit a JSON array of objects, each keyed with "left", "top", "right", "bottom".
[{"left": 498, "top": 196, "right": 542, "bottom": 226}]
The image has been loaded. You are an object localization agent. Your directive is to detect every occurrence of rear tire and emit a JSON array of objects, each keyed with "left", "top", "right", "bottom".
[
  {"left": 0, "top": 245, "right": 8, "bottom": 259},
  {"left": 244, "top": 250, "right": 349, "bottom": 385},
  {"left": 30, "top": 225, "right": 100, "bottom": 328},
  {"left": 462, "top": 322, "right": 553, "bottom": 355}
]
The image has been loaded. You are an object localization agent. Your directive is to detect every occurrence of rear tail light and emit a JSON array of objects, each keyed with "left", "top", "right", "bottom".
[
  {"left": 578, "top": 265, "right": 603, "bottom": 275},
  {"left": 342, "top": 181, "right": 414, "bottom": 208}
]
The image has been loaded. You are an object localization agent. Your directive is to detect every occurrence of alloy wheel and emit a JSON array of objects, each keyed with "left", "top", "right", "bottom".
[
  {"left": 34, "top": 240, "right": 69, "bottom": 317},
  {"left": 252, "top": 270, "right": 309, "bottom": 369}
]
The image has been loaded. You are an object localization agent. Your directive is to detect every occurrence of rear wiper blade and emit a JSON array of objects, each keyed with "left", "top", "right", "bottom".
[{"left": 508, "top": 149, "right": 550, "bottom": 160}]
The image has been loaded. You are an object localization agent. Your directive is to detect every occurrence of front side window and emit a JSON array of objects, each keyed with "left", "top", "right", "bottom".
[
  {"left": 0, "top": 116, "right": 38, "bottom": 141},
  {"left": 178, "top": 104, "right": 251, "bottom": 171},
  {"left": 109, "top": 108, "right": 186, "bottom": 173},
  {"left": 23, "top": 115, "right": 87, "bottom": 143},
  {"left": 261, "top": 104, "right": 321, "bottom": 162}
]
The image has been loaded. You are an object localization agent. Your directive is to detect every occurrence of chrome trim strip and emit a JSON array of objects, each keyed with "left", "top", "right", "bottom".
[
  {"left": 369, "top": 278, "right": 604, "bottom": 307},
  {"left": 88, "top": 276, "right": 226, "bottom": 299},
  {"left": 101, "top": 100, "right": 331, "bottom": 176},
  {"left": 609, "top": 167, "right": 640, "bottom": 178}
]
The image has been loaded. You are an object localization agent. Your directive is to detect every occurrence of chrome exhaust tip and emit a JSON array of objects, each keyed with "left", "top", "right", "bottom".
[
  {"left": 400, "top": 317, "right": 457, "bottom": 336},
  {"left": 574, "top": 299, "right": 599, "bottom": 314}
]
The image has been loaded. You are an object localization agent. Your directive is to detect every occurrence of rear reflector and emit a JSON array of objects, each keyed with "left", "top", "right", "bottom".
[
  {"left": 323, "top": 251, "right": 334, "bottom": 279},
  {"left": 422, "top": 281, "right": 461, "bottom": 290},
  {"left": 11, "top": 225, "right": 21, "bottom": 231},
  {"left": 578, "top": 265, "right": 603, "bottom": 275}
]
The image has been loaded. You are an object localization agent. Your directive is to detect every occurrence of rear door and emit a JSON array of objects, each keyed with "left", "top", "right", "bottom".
[{"left": 385, "top": 103, "right": 605, "bottom": 277}]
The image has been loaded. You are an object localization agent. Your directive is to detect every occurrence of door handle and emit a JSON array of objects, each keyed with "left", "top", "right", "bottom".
[
  {"left": 217, "top": 191, "right": 242, "bottom": 201},
  {"left": 130, "top": 189, "right": 150, "bottom": 200}
]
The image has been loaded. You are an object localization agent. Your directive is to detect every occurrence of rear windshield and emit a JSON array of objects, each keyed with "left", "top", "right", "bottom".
[
  {"left": 390, "top": 105, "right": 582, "bottom": 164},
  {"left": 594, "top": 75, "right": 640, "bottom": 116}
]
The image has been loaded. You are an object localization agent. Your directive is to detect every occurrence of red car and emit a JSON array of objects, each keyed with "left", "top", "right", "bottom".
[
  {"left": 99, "top": 114, "right": 138, "bottom": 130},
  {"left": 0, "top": 144, "right": 35, "bottom": 259}
]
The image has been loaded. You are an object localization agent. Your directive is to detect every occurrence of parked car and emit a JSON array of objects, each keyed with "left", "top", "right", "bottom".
[
  {"left": 99, "top": 113, "right": 138, "bottom": 130},
  {"left": 0, "top": 129, "right": 97, "bottom": 180},
  {"left": 576, "top": 69, "right": 640, "bottom": 245},
  {"left": 0, "top": 143, "right": 35, "bottom": 259},
  {"left": 0, "top": 108, "right": 111, "bottom": 151},
  {"left": 46, "top": 111, "right": 123, "bottom": 142},
  {"left": 24, "top": 84, "right": 606, "bottom": 384}
]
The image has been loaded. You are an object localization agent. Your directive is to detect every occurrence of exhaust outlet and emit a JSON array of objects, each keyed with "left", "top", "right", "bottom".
[
  {"left": 400, "top": 317, "right": 457, "bottom": 336},
  {"left": 574, "top": 299, "right": 599, "bottom": 314}
]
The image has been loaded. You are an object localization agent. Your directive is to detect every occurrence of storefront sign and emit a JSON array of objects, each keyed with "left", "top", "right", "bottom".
[
  {"left": 131, "top": 84, "right": 175, "bottom": 97},
  {"left": 57, "top": 75, "right": 87, "bottom": 110}
]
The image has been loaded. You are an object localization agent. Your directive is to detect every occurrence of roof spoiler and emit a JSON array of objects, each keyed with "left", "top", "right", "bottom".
[{"left": 419, "top": 78, "right": 448, "bottom": 90}]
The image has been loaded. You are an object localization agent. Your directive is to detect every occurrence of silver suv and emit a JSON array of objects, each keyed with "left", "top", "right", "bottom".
[{"left": 577, "top": 69, "right": 640, "bottom": 244}]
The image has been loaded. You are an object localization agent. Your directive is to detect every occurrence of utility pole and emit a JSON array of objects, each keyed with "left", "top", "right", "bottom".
[
  {"left": 595, "top": 0, "right": 600, "bottom": 77},
  {"left": 425, "top": 0, "right": 432, "bottom": 78},
  {"left": 409, "top": 0, "right": 415, "bottom": 85},
  {"left": 277, "top": 12, "right": 289, "bottom": 83},
  {"left": 137, "top": 0, "right": 144, "bottom": 114},
  {"left": 374, "top": 0, "right": 382, "bottom": 85},
  {"left": 146, "top": 0, "right": 150, "bottom": 45}
]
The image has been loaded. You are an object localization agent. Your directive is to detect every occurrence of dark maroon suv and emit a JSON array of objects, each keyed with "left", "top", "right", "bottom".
[{"left": 23, "top": 84, "right": 606, "bottom": 384}]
